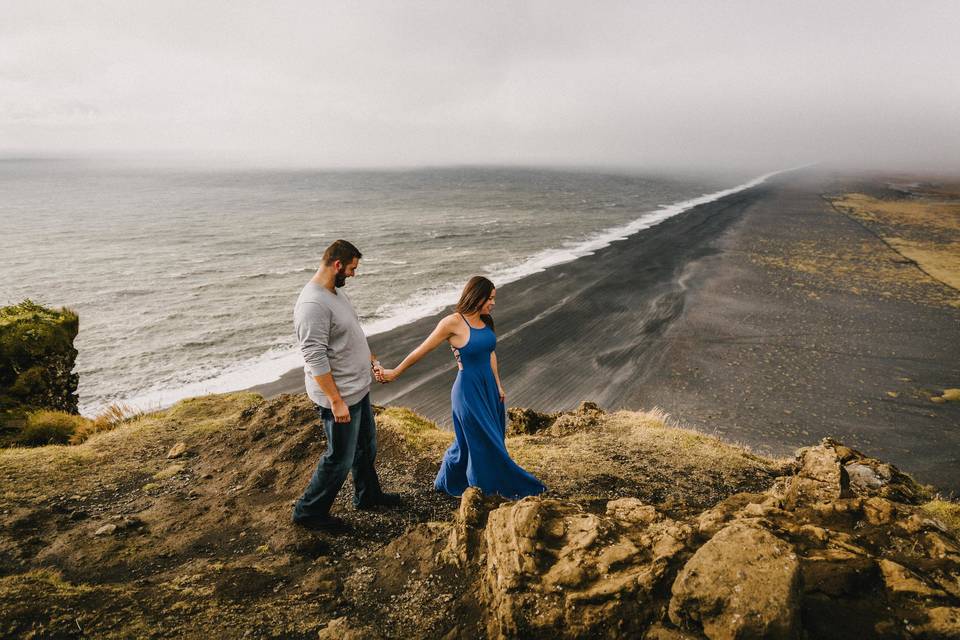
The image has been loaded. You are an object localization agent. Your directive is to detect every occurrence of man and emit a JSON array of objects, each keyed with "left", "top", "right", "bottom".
[{"left": 292, "top": 239, "right": 400, "bottom": 530}]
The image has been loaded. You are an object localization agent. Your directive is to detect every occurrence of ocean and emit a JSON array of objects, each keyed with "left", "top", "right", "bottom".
[{"left": 0, "top": 160, "right": 764, "bottom": 415}]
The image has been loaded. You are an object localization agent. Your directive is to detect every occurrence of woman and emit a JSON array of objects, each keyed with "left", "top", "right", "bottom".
[{"left": 380, "top": 276, "right": 546, "bottom": 499}]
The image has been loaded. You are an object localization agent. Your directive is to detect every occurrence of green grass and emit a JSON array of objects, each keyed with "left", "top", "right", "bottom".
[
  {"left": 19, "top": 410, "right": 89, "bottom": 445},
  {"left": 165, "top": 392, "right": 262, "bottom": 433},
  {"left": 0, "top": 392, "right": 262, "bottom": 504},
  {"left": 377, "top": 406, "right": 453, "bottom": 454},
  {"left": 921, "top": 499, "right": 960, "bottom": 538}
]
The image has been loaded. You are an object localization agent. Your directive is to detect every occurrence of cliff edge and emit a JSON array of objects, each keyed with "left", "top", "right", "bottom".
[{"left": 1, "top": 392, "right": 958, "bottom": 639}]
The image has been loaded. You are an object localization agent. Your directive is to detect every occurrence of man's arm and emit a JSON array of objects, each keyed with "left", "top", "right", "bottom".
[
  {"left": 297, "top": 302, "right": 351, "bottom": 423},
  {"left": 313, "top": 372, "right": 350, "bottom": 423}
]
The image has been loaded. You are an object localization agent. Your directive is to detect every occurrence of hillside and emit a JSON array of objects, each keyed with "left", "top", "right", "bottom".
[{"left": 1, "top": 392, "right": 958, "bottom": 638}]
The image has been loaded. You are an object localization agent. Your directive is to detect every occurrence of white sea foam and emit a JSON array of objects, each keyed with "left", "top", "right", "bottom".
[
  {"left": 489, "top": 167, "right": 788, "bottom": 287},
  {"left": 85, "top": 342, "right": 302, "bottom": 416},
  {"left": 358, "top": 167, "right": 788, "bottom": 337},
  {"left": 97, "top": 167, "right": 792, "bottom": 416}
]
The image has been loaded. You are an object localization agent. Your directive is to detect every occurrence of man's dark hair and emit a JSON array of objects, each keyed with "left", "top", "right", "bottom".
[{"left": 322, "top": 239, "right": 362, "bottom": 267}]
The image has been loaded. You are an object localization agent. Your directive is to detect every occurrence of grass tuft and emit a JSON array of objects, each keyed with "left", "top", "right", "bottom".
[
  {"left": 70, "top": 402, "right": 144, "bottom": 445},
  {"left": 19, "top": 410, "right": 90, "bottom": 446},
  {"left": 166, "top": 393, "right": 262, "bottom": 432},
  {"left": 921, "top": 499, "right": 960, "bottom": 538},
  {"left": 377, "top": 407, "right": 452, "bottom": 454},
  {"left": 506, "top": 407, "right": 788, "bottom": 511}
]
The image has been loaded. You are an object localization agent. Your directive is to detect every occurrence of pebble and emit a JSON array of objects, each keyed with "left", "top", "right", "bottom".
[{"left": 167, "top": 442, "right": 188, "bottom": 459}]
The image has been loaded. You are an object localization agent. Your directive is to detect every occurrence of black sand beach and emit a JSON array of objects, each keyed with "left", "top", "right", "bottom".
[{"left": 251, "top": 170, "right": 960, "bottom": 492}]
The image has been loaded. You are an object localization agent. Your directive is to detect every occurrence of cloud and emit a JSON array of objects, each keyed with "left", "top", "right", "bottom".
[{"left": 2, "top": 1, "right": 959, "bottom": 170}]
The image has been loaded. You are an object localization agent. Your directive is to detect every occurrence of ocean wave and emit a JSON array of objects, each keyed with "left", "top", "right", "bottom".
[
  {"left": 426, "top": 231, "right": 474, "bottom": 240},
  {"left": 112, "top": 288, "right": 154, "bottom": 297},
  {"left": 243, "top": 267, "right": 313, "bottom": 279},
  {"left": 166, "top": 266, "right": 224, "bottom": 280},
  {"left": 181, "top": 335, "right": 229, "bottom": 349}
]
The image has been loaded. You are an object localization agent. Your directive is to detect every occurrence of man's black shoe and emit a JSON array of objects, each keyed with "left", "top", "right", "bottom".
[
  {"left": 355, "top": 492, "right": 403, "bottom": 511},
  {"left": 292, "top": 513, "right": 350, "bottom": 531}
]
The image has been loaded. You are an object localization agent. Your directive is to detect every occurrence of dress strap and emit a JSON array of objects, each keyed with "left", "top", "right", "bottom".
[{"left": 458, "top": 312, "right": 469, "bottom": 327}]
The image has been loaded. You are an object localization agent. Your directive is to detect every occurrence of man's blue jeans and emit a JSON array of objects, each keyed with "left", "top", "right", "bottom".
[{"left": 293, "top": 393, "right": 383, "bottom": 519}]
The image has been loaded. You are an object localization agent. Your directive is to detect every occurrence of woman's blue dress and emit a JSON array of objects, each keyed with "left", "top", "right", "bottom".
[{"left": 434, "top": 318, "right": 547, "bottom": 499}]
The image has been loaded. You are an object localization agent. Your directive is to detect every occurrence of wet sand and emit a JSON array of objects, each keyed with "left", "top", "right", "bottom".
[{"left": 250, "top": 170, "right": 960, "bottom": 492}]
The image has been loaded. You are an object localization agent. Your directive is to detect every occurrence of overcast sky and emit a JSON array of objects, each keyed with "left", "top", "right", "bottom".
[{"left": 2, "top": 1, "right": 958, "bottom": 171}]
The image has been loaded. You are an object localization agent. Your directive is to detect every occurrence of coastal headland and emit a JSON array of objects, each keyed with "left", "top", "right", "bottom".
[
  {"left": 3, "top": 169, "right": 960, "bottom": 637},
  {"left": 253, "top": 170, "right": 960, "bottom": 492}
]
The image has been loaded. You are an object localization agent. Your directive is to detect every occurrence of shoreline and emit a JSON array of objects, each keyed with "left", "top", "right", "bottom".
[
  {"left": 251, "top": 169, "right": 960, "bottom": 492},
  {"left": 249, "top": 176, "right": 777, "bottom": 413},
  {"left": 95, "top": 169, "right": 779, "bottom": 417}
]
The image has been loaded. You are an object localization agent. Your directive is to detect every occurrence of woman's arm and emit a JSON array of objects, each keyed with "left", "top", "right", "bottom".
[
  {"left": 381, "top": 316, "right": 456, "bottom": 381},
  {"left": 491, "top": 351, "right": 505, "bottom": 402}
]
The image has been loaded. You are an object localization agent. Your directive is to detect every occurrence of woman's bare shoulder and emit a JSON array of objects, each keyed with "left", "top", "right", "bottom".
[{"left": 437, "top": 313, "right": 461, "bottom": 330}]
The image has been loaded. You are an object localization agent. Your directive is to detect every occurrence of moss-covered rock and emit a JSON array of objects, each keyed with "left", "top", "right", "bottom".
[{"left": 0, "top": 300, "right": 80, "bottom": 436}]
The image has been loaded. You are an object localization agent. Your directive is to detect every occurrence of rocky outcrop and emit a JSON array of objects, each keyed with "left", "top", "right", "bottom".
[
  {"left": 0, "top": 300, "right": 80, "bottom": 430},
  {"left": 2, "top": 390, "right": 955, "bottom": 639},
  {"left": 445, "top": 487, "right": 505, "bottom": 568},
  {"left": 480, "top": 496, "right": 692, "bottom": 639},
  {"left": 774, "top": 437, "right": 931, "bottom": 507},
  {"left": 505, "top": 407, "right": 557, "bottom": 436},
  {"left": 506, "top": 401, "right": 605, "bottom": 436},
  {"left": 437, "top": 437, "right": 957, "bottom": 639}
]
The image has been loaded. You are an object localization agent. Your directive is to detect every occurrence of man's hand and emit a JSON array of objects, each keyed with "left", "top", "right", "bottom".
[
  {"left": 372, "top": 361, "right": 386, "bottom": 383},
  {"left": 331, "top": 397, "right": 351, "bottom": 423}
]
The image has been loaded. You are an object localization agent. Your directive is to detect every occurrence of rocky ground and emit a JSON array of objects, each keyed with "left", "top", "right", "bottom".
[{"left": 1, "top": 392, "right": 959, "bottom": 638}]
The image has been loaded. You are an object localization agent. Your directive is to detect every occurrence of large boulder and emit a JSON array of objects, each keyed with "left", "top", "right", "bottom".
[
  {"left": 779, "top": 440, "right": 850, "bottom": 508},
  {"left": 481, "top": 496, "right": 691, "bottom": 639},
  {"left": 774, "top": 438, "right": 932, "bottom": 509},
  {"left": 668, "top": 521, "right": 801, "bottom": 639}
]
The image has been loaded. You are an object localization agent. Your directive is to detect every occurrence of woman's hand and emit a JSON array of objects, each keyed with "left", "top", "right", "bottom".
[
  {"left": 380, "top": 368, "right": 400, "bottom": 383},
  {"left": 498, "top": 386, "right": 506, "bottom": 403}
]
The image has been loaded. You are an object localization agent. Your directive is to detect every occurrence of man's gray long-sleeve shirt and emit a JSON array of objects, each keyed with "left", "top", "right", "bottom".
[{"left": 294, "top": 282, "right": 372, "bottom": 408}]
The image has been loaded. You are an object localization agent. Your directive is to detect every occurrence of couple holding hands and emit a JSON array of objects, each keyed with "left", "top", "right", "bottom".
[{"left": 291, "top": 240, "right": 546, "bottom": 531}]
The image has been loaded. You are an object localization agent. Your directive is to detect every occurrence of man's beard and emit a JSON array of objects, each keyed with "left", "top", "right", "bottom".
[{"left": 334, "top": 268, "right": 347, "bottom": 288}]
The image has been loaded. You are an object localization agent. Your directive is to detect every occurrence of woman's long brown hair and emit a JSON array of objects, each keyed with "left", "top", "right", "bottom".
[{"left": 455, "top": 276, "right": 495, "bottom": 331}]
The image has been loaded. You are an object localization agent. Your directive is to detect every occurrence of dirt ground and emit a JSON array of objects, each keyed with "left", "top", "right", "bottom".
[{"left": 0, "top": 392, "right": 793, "bottom": 639}]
